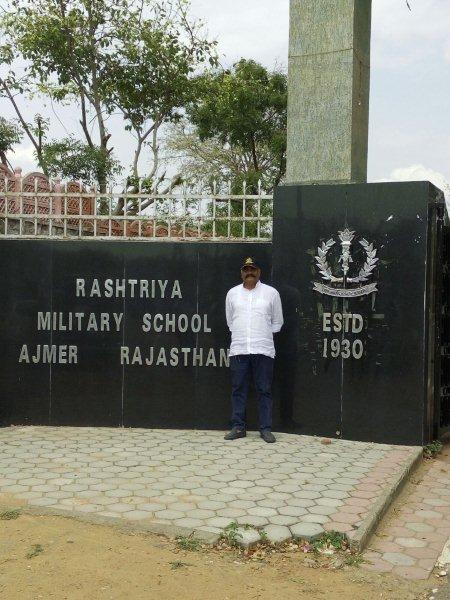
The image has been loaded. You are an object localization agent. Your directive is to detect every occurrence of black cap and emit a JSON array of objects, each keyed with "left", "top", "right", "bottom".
[{"left": 241, "top": 257, "right": 260, "bottom": 269}]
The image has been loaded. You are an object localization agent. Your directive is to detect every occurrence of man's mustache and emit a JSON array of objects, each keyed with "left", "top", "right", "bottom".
[{"left": 245, "top": 273, "right": 256, "bottom": 278}]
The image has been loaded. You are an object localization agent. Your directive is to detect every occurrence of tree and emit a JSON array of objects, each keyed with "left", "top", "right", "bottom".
[
  {"left": 41, "top": 137, "right": 122, "bottom": 185},
  {"left": 171, "top": 59, "right": 287, "bottom": 194},
  {"left": 0, "top": 117, "right": 23, "bottom": 168},
  {"left": 110, "top": 3, "right": 216, "bottom": 179},
  {"left": 0, "top": 0, "right": 120, "bottom": 183},
  {"left": 0, "top": 0, "right": 216, "bottom": 198}
]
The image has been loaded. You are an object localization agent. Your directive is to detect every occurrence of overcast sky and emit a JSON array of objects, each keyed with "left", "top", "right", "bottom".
[{"left": 3, "top": 0, "right": 450, "bottom": 192}]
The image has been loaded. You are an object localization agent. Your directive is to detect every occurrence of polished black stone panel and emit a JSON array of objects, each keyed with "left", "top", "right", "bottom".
[
  {"left": 0, "top": 240, "right": 272, "bottom": 429},
  {"left": 121, "top": 243, "right": 198, "bottom": 429},
  {"left": 0, "top": 242, "right": 52, "bottom": 425},
  {"left": 50, "top": 243, "right": 124, "bottom": 426},
  {"left": 272, "top": 182, "right": 445, "bottom": 445}
]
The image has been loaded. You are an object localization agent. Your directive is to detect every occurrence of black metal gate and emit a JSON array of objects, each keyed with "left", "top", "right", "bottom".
[{"left": 439, "top": 224, "right": 450, "bottom": 439}]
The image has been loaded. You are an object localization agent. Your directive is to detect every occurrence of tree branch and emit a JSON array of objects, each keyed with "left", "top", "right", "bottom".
[
  {"left": 249, "top": 133, "right": 259, "bottom": 172},
  {"left": 147, "top": 125, "right": 160, "bottom": 181},
  {"left": 79, "top": 91, "right": 94, "bottom": 148},
  {"left": 0, "top": 76, "right": 48, "bottom": 175}
]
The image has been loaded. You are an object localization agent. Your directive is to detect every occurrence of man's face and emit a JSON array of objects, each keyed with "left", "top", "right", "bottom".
[{"left": 241, "top": 265, "right": 261, "bottom": 284}]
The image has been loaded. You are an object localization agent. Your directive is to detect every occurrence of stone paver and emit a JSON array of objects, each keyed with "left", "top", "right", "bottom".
[
  {"left": 235, "top": 527, "right": 261, "bottom": 548},
  {"left": 290, "top": 522, "right": 324, "bottom": 540},
  {"left": 363, "top": 452, "right": 450, "bottom": 582},
  {"left": 0, "top": 426, "right": 418, "bottom": 546},
  {"left": 263, "top": 525, "right": 292, "bottom": 544}
]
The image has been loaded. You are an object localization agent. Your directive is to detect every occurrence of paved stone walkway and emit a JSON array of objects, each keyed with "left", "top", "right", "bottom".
[
  {"left": 363, "top": 452, "right": 450, "bottom": 581},
  {"left": 0, "top": 427, "right": 419, "bottom": 546}
]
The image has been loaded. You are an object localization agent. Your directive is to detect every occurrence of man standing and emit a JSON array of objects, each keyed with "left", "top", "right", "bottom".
[{"left": 224, "top": 257, "right": 284, "bottom": 443}]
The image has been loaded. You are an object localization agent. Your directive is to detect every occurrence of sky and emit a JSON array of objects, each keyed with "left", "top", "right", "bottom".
[{"left": 2, "top": 0, "right": 450, "bottom": 194}]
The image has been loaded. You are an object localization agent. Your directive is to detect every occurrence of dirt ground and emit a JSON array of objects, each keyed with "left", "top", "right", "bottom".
[{"left": 0, "top": 511, "right": 438, "bottom": 600}]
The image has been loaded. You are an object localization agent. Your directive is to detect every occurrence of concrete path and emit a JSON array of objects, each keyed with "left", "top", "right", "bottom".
[
  {"left": 363, "top": 451, "right": 450, "bottom": 581},
  {"left": 0, "top": 427, "right": 419, "bottom": 547}
]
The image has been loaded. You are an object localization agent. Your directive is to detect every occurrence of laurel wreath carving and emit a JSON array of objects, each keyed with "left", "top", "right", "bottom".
[
  {"left": 315, "top": 236, "right": 378, "bottom": 284},
  {"left": 348, "top": 238, "right": 379, "bottom": 283},
  {"left": 315, "top": 238, "right": 342, "bottom": 283}
]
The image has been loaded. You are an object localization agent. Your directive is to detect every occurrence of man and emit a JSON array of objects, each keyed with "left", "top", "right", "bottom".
[{"left": 224, "top": 257, "right": 284, "bottom": 443}]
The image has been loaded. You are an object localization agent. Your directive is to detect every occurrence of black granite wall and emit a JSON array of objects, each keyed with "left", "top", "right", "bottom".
[
  {"left": 0, "top": 240, "right": 272, "bottom": 429},
  {"left": 0, "top": 180, "right": 445, "bottom": 445},
  {"left": 273, "top": 181, "right": 445, "bottom": 446}
]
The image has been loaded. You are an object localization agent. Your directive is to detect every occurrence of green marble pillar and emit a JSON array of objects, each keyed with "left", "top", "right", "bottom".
[{"left": 286, "top": 0, "right": 371, "bottom": 183}]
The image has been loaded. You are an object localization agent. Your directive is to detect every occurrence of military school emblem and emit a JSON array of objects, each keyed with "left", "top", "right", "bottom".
[{"left": 313, "top": 228, "right": 379, "bottom": 298}]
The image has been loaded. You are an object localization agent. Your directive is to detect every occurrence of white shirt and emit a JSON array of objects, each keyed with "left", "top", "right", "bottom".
[{"left": 225, "top": 281, "right": 284, "bottom": 359}]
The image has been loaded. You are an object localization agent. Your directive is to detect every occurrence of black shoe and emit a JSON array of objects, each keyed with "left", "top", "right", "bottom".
[
  {"left": 224, "top": 428, "right": 246, "bottom": 440},
  {"left": 260, "top": 430, "right": 276, "bottom": 443}
]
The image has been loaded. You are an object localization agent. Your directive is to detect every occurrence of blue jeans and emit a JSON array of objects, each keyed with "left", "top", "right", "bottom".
[{"left": 230, "top": 354, "right": 274, "bottom": 432}]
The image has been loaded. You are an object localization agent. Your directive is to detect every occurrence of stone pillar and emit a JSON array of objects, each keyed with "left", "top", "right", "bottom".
[
  {"left": 286, "top": 0, "right": 371, "bottom": 184},
  {"left": 53, "top": 178, "right": 62, "bottom": 216}
]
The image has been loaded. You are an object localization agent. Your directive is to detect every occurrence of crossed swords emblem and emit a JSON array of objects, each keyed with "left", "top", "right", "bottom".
[{"left": 313, "top": 228, "right": 379, "bottom": 298}]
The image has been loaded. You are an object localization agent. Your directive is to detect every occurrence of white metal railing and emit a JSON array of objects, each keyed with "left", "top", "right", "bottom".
[{"left": 0, "top": 186, "right": 273, "bottom": 242}]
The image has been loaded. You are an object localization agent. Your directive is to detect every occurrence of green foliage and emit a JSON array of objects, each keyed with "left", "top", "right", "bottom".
[
  {"left": 344, "top": 553, "right": 365, "bottom": 567},
  {"left": 191, "top": 59, "right": 286, "bottom": 154},
  {"left": 311, "top": 531, "right": 348, "bottom": 552},
  {"left": 175, "top": 534, "right": 202, "bottom": 551},
  {"left": 0, "top": 509, "right": 20, "bottom": 520},
  {"left": 169, "top": 560, "right": 191, "bottom": 569},
  {"left": 41, "top": 137, "right": 121, "bottom": 185},
  {"left": 1, "top": 0, "right": 136, "bottom": 95},
  {"left": 0, "top": 118, "right": 23, "bottom": 157},
  {"left": 179, "top": 59, "right": 287, "bottom": 193},
  {"left": 110, "top": 6, "right": 217, "bottom": 133},
  {"left": 26, "top": 543, "right": 44, "bottom": 559},
  {"left": 0, "top": 0, "right": 216, "bottom": 190},
  {"left": 258, "top": 528, "right": 268, "bottom": 543},
  {"left": 202, "top": 197, "right": 272, "bottom": 239},
  {"left": 221, "top": 521, "right": 243, "bottom": 546},
  {"left": 423, "top": 440, "right": 443, "bottom": 458},
  {"left": 220, "top": 521, "right": 260, "bottom": 547}
]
